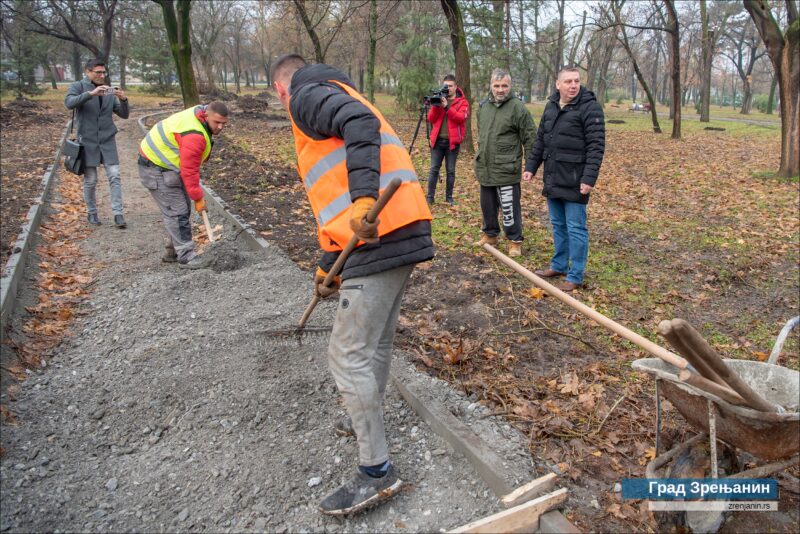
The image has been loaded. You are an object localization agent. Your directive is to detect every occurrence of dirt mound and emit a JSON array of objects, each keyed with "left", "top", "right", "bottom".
[
  {"left": 201, "top": 89, "right": 239, "bottom": 102},
  {"left": 236, "top": 95, "right": 269, "bottom": 112}
]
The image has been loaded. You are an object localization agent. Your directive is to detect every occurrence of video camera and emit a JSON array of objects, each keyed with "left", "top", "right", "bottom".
[{"left": 423, "top": 84, "right": 451, "bottom": 107}]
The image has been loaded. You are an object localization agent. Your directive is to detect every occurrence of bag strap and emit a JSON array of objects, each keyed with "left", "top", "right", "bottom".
[{"left": 69, "top": 108, "right": 75, "bottom": 137}]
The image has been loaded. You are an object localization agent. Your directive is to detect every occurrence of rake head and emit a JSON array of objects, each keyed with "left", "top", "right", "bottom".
[{"left": 253, "top": 325, "right": 333, "bottom": 347}]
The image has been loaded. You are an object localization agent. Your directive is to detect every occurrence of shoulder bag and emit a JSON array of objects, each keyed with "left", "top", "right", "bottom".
[{"left": 63, "top": 109, "right": 85, "bottom": 175}]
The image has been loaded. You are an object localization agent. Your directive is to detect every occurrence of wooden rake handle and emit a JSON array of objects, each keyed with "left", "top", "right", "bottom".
[
  {"left": 201, "top": 210, "right": 215, "bottom": 242},
  {"left": 297, "top": 178, "right": 404, "bottom": 328}
]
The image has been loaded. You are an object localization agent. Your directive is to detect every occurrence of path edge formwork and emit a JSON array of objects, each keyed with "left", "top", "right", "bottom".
[
  {"left": 0, "top": 120, "right": 71, "bottom": 334},
  {"left": 135, "top": 111, "right": 580, "bottom": 534}
]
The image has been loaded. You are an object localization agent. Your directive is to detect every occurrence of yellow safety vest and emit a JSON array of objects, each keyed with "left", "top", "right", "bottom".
[
  {"left": 139, "top": 106, "right": 212, "bottom": 171},
  {"left": 290, "top": 81, "right": 431, "bottom": 252}
]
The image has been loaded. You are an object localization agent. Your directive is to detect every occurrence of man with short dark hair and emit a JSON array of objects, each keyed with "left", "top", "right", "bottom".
[
  {"left": 524, "top": 66, "right": 605, "bottom": 291},
  {"left": 65, "top": 59, "right": 129, "bottom": 227},
  {"left": 137, "top": 102, "right": 229, "bottom": 269},
  {"left": 474, "top": 68, "right": 536, "bottom": 257},
  {"left": 271, "top": 53, "right": 433, "bottom": 517},
  {"left": 426, "top": 74, "right": 469, "bottom": 205}
]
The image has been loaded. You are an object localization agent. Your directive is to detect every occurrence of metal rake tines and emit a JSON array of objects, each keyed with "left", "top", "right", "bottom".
[{"left": 254, "top": 326, "right": 334, "bottom": 347}]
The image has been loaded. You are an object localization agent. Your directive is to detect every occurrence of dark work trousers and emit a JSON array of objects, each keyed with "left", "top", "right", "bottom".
[
  {"left": 480, "top": 183, "right": 523, "bottom": 242},
  {"left": 426, "top": 138, "right": 460, "bottom": 202}
]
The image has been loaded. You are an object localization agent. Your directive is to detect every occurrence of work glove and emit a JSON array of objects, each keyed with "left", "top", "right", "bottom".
[
  {"left": 349, "top": 197, "right": 380, "bottom": 244},
  {"left": 194, "top": 198, "right": 207, "bottom": 213},
  {"left": 314, "top": 266, "right": 341, "bottom": 299}
]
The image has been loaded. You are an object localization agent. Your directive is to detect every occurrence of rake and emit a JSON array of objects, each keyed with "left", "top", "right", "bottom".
[{"left": 258, "top": 178, "right": 403, "bottom": 346}]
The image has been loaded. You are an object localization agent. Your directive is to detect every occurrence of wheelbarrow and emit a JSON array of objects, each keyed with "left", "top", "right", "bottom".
[{"left": 633, "top": 317, "right": 799, "bottom": 532}]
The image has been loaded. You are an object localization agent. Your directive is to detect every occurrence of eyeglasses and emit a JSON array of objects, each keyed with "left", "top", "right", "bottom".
[{"left": 91, "top": 70, "right": 107, "bottom": 75}]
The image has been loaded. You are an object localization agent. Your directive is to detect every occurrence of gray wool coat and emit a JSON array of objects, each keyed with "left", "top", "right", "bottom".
[{"left": 64, "top": 78, "right": 129, "bottom": 167}]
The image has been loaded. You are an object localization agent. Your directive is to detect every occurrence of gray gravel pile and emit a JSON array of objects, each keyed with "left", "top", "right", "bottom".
[{"left": 0, "top": 117, "right": 537, "bottom": 532}]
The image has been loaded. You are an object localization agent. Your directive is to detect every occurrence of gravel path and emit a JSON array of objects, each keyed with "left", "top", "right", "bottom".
[{"left": 0, "top": 114, "right": 535, "bottom": 532}]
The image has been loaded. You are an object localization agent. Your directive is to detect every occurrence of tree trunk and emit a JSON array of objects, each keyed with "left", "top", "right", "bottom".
[
  {"left": 440, "top": 0, "right": 474, "bottom": 152},
  {"left": 767, "top": 75, "right": 777, "bottom": 114},
  {"left": 740, "top": 75, "right": 753, "bottom": 114},
  {"left": 665, "top": 0, "right": 681, "bottom": 139},
  {"left": 155, "top": 0, "right": 199, "bottom": 107},
  {"left": 71, "top": 42, "right": 81, "bottom": 81},
  {"left": 744, "top": 0, "right": 799, "bottom": 177},
  {"left": 699, "top": 0, "right": 712, "bottom": 121},
  {"left": 293, "top": 0, "right": 324, "bottom": 63},
  {"left": 119, "top": 54, "right": 127, "bottom": 89},
  {"left": 366, "top": 0, "right": 377, "bottom": 103},
  {"left": 555, "top": 0, "right": 565, "bottom": 71}
]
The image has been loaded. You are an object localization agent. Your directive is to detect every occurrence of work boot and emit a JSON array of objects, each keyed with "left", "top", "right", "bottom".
[
  {"left": 87, "top": 213, "right": 101, "bottom": 226},
  {"left": 162, "top": 244, "right": 178, "bottom": 263},
  {"left": 114, "top": 214, "right": 127, "bottom": 228},
  {"left": 473, "top": 234, "right": 498, "bottom": 247},
  {"left": 178, "top": 254, "right": 211, "bottom": 270},
  {"left": 319, "top": 465, "right": 402, "bottom": 516},
  {"left": 508, "top": 241, "right": 523, "bottom": 257},
  {"left": 534, "top": 268, "right": 566, "bottom": 278}
]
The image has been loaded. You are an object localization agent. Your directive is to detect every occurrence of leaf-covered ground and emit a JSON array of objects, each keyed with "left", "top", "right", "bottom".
[{"left": 202, "top": 92, "right": 798, "bottom": 532}]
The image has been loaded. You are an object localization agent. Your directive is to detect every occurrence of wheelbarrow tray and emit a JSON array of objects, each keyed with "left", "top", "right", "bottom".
[{"left": 633, "top": 358, "right": 800, "bottom": 461}]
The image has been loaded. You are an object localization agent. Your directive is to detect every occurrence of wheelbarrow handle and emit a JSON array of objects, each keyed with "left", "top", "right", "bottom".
[{"left": 298, "top": 178, "right": 404, "bottom": 328}]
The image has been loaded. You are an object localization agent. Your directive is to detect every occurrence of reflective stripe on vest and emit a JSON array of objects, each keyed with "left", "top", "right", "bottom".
[
  {"left": 139, "top": 106, "right": 211, "bottom": 171},
  {"left": 290, "top": 81, "right": 432, "bottom": 252}
]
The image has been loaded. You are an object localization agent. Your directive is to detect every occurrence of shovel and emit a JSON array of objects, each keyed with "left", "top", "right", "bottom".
[
  {"left": 259, "top": 178, "right": 403, "bottom": 345},
  {"left": 201, "top": 210, "right": 216, "bottom": 243}
]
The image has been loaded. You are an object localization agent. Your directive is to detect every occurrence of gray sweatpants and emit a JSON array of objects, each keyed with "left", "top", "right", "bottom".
[
  {"left": 137, "top": 163, "right": 196, "bottom": 262},
  {"left": 327, "top": 264, "right": 414, "bottom": 466},
  {"left": 84, "top": 164, "right": 123, "bottom": 216}
]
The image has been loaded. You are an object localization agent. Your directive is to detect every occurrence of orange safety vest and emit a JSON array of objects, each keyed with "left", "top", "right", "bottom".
[{"left": 289, "top": 81, "right": 432, "bottom": 252}]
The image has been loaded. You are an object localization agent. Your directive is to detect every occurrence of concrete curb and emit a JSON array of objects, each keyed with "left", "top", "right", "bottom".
[
  {"left": 136, "top": 112, "right": 272, "bottom": 253},
  {"left": 135, "top": 112, "right": 579, "bottom": 533},
  {"left": 1, "top": 120, "right": 71, "bottom": 333}
]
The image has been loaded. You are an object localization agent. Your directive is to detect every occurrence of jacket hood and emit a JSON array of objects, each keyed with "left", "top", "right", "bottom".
[
  {"left": 290, "top": 64, "right": 356, "bottom": 95},
  {"left": 548, "top": 86, "right": 597, "bottom": 106}
]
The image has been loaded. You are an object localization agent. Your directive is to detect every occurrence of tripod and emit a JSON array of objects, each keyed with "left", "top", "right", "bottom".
[{"left": 408, "top": 100, "right": 431, "bottom": 158}]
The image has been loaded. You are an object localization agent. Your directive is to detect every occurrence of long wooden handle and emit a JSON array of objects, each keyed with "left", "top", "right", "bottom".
[
  {"left": 483, "top": 243, "right": 689, "bottom": 370},
  {"left": 658, "top": 320, "right": 727, "bottom": 386},
  {"left": 671, "top": 319, "right": 777, "bottom": 412},
  {"left": 201, "top": 211, "right": 215, "bottom": 242},
  {"left": 298, "top": 178, "right": 404, "bottom": 328}
]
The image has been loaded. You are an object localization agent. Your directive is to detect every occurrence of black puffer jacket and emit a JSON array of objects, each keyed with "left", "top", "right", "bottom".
[
  {"left": 289, "top": 64, "right": 434, "bottom": 279},
  {"left": 525, "top": 87, "right": 605, "bottom": 204}
]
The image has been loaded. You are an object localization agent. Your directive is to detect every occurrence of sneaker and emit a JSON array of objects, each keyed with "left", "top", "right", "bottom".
[
  {"left": 473, "top": 234, "right": 498, "bottom": 247},
  {"left": 114, "top": 214, "right": 127, "bottom": 228},
  {"left": 446, "top": 198, "right": 456, "bottom": 206},
  {"left": 334, "top": 416, "right": 356, "bottom": 438},
  {"left": 508, "top": 241, "right": 522, "bottom": 257},
  {"left": 178, "top": 254, "right": 211, "bottom": 270},
  {"left": 87, "top": 213, "right": 101, "bottom": 225},
  {"left": 319, "top": 465, "right": 403, "bottom": 516}
]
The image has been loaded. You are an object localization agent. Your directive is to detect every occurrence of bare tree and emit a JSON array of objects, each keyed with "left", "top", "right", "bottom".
[
  {"left": 293, "top": 0, "right": 360, "bottom": 64},
  {"left": 698, "top": 0, "right": 734, "bottom": 121},
  {"left": 153, "top": 0, "right": 198, "bottom": 106},
  {"left": 744, "top": 0, "right": 799, "bottom": 177},
  {"left": 721, "top": 17, "right": 766, "bottom": 115},
  {"left": 441, "top": 0, "right": 473, "bottom": 152},
  {"left": 190, "top": 0, "right": 233, "bottom": 92}
]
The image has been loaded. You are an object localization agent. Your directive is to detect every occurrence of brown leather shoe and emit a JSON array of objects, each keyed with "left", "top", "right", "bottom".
[
  {"left": 557, "top": 281, "right": 581, "bottom": 292},
  {"left": 474, "top": 234, "right": 499, "bottom": 247},
  {"left": 534, "top": 268, "right": 566, "bottom": 278}
]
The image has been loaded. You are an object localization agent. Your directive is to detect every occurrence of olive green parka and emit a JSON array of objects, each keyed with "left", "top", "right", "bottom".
[{"left": 474, "top": 95, "right": 536, "bottom": 187}]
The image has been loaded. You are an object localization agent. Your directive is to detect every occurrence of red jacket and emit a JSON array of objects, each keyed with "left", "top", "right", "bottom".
[{"left": 427, "top": 86, "right": 469, "bottom": 150}]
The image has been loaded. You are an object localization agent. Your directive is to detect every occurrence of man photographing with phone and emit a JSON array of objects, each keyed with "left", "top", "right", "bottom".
[
  {"left": 65, "top": 59, "right": 129, "bottom": 228},
  {"left": 425, "top": 75, "right": 469, "bottom": 205}
]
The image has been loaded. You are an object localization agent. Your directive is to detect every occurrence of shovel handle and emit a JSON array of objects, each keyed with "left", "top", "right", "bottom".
[
  {"left": 201, "top": 210, "right": 215, "bottom": 242},
  {"left": 298, "top": 178, "right": 404, "bottom": 328}
]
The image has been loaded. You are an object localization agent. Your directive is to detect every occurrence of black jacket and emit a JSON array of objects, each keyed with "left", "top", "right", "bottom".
[
  {"left": 525, "top": 87, "right": 605, "bottom": 204},
  {"left": 289, "top": 64, "right": 434, "bottom": 279}
]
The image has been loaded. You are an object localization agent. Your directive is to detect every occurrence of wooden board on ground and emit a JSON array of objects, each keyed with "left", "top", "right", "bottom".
[
  {"left": 449, "top": 488, "right": 568, "bottom": 534},
  {"left": 501, "top": 473, "right": 557, "bottom": 508}
]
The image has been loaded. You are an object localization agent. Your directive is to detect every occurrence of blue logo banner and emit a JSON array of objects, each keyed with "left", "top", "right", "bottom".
[{"left": 622, "top": 478, "right": 778, "bottom": 501}]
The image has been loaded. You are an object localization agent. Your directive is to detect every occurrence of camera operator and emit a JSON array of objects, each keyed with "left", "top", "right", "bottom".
[{"left": 426, "top": 75, "right": 469, "bottom": 205}]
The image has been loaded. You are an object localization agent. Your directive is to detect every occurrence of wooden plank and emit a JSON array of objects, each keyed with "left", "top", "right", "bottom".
[
  {"left": 449, "top": 488, "right": 568, "bottom": 534},
  {"left": 391, "top": 367, "right": 515, "bottom": 497},
  {"left": 501, "top": 473, "right": 557, "bottom": 508},
  {"left": 538, "top": 510, "right": 582, "bottom": 534}
]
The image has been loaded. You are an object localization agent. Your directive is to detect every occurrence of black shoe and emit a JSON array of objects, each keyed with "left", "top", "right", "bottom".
[
  {"left": 114, "top": 214, "right": 127, "bottom": 228},
  {"left": 426, "top": 197, "right": 434, "bottom": 205},
  {"left": 319, "top": 465, "right": 402, "bottom": 516},
  {"left": 87, "top": 213, "right": 101, "bottom": 225},
  {"left": 446, "top": 198, "right": 456, "bottom": 205}
]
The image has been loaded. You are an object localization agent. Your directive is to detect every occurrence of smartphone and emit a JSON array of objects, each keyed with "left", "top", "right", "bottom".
[{"left": 106, "top": 87, "right": 117, "bottom": 96}]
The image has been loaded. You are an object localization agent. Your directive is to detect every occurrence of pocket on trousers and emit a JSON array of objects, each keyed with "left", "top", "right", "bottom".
[
  {"left": 162, "top": 170, "right": 183, "bottom": 188},
  {"left": 138, "top": 167, "right": 158, "bottom": 190}
]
